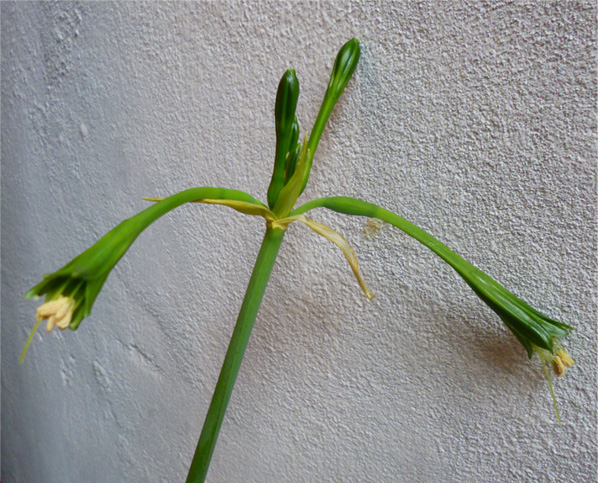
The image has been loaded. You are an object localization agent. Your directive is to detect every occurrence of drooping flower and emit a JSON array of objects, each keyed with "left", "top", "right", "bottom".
[
  {"left": 21, "top": 218, "right": 137, "bottom": 362},
  {"left": 22, "top": 187, "right": 275, "bottom": 363},
  {"left": 461, "top": 267, "right": 573, "bottom": 359},
  {"left": 289, "top": 195, "right": 575, "bottom": 421}
]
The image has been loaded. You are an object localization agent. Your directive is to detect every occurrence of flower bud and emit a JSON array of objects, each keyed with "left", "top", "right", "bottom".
[
  {"left": 275, "top": 70, "right": 300, "bottom": 137},
  {"left": 268, "top": 69, "right": 300, "bottom": 209},
  {"left": 300, "top": 39, "right": 361, "bottom": 195},
  {"left": 326, "top": 38, "right": 361, "bottom": 104}
]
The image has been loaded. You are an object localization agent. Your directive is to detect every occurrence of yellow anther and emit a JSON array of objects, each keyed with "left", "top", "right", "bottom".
[
  {"left": 552, "top": 355, "right": 565, "bottom": 377},
  {"left": 36, "top": 298, "right": 65, "bottom": 318},
  {"left": 36, "top": 296, "right": 75, "bottom": 333},
  {"left": 556, "top": 350, "right": 574, "bottom": 368}
]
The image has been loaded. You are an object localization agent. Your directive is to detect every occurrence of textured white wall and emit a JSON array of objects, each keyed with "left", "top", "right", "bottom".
[{"left": 2, "top": 1, "right": 596, "bottom": 482}]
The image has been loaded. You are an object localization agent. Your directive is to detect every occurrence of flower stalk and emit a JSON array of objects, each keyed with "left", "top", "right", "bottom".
[
  {"left": 186, "top": 226, "right": 285, "bottom": 483},
  {"left": 292, "top": 196, "right": 573, "bottom": 360},
  {"left": 300, "top": 38, "right": 360, "bottom": 194}
]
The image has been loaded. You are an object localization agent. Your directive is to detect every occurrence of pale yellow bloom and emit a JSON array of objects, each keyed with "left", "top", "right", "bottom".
[{"left": 36, "top": 295, "right": 75, "bottom": 332}]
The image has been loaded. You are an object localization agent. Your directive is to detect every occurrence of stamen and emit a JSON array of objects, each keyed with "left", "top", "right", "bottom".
[
  {"left": 556, "top": 350, "right": 574, "bottom": 368},
  {"left": 36, "top": 299, "right": 64, "bottom": 318},
  {"left": 539, "top": 355, "right": 561, "bottom": 425},
  {"left": 46, "top": 315, "right": 58, "bottom": 333},
  {"left": 36, "top": 296, "right": 75, "bottom": 333},
  {"left": 552, "top": 355, "right": 565, "bottom": 377},
  {"left": 56, "top": 306, "right": 74, "bottom": 329}
]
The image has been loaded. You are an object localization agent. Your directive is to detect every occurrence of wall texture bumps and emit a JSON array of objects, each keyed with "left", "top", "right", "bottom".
[{"left": 2, "top": 2, "right": 596, "bottom": 482}]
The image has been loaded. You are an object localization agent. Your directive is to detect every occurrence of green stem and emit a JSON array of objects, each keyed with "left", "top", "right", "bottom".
[
  {"left": 136, "top": 187, "right": 266, "bottom": 229},
  {"left": 291, "top": 196, "right": 477, "bottom": 277},
  {"left": 78, "top": 186, "right": 266, "bottom": 282},
  {"left": 299, "top": 97, "right": 336, "bottom": 195},
  {"left": 186, "top": 226, "right": 286, "bottom": 483}
]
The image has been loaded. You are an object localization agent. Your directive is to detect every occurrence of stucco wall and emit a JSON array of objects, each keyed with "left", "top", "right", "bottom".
[{"left": 2, "top": 2, "right": 596, "bottom": 482}]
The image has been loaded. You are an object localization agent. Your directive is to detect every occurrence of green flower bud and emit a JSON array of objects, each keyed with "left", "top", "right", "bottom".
[
  {"left": 275, "top": 70, "right": 300, "bottom": 137},
  {"left": 300, "top": 39, "right": 361, "bottom": 195},
  {"left": 326, "top": 38, "right": 361, "bottom": 104},
  {"left": 268, "top": 69, "right": 300, "bottom": 209}
]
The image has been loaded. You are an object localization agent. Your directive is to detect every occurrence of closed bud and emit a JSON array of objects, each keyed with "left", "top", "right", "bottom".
[
  {"left": 275, "top": 69, "right": 299, "bottom": 137},
  {"left": 268, "top": 69, "right": 300, "bottom": 209},
  {"left": 326, "top": 38, "right": 360, "bottom": 104},
  {"left": 300, "top": 39, "right": 361, "bottom": 196}
]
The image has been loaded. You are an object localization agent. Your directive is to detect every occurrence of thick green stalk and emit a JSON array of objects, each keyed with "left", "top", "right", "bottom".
[{"left": 186, "top": 226, "right": 285, "bottom": 483}]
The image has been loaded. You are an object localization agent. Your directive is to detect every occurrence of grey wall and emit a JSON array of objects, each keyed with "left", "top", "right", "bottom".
[{"left": 2, "top": 1, "right": 596, "bottom": 482}]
